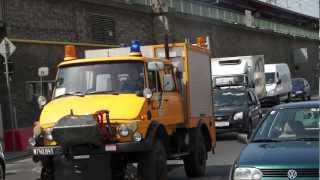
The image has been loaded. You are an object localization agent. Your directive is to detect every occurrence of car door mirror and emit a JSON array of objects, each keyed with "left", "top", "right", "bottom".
[
  {"left": 277, "top": 79, "right": 282, "bottom": 85},
  {"left": 237, "top": 133, "right": 248, "bottom": 144}
]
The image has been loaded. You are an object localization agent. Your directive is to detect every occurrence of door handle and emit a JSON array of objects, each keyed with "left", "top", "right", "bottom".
[{"left": 163, "top": 99, "right": 169, "bottom": 102}]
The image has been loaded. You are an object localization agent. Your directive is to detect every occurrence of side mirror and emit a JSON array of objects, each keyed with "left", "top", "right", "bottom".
[
  {"left": 237, "top": 133, "right": 248, "bottom": 144},
  {"left": 143, "top": 88, "right": 153, "bottom": 99},
  {"left": 277, "top": 79, "right": 282, "bottom": 85},
  {"left": 37, "top": 96, "right": 47, "bottom": 109}
]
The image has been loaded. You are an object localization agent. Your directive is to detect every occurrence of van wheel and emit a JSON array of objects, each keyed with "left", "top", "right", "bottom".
[
  {"left": 138, "top": 140, "right": 167, "bottom": 180},
  {"left": 184, "top": 129, "right": 207, "bottom": 178},
  {"left": 275, "top": 96, "right": 280, "bottom": 105},
  {"left": 286, "top": 93, "right": 291, "bottom": 103}
]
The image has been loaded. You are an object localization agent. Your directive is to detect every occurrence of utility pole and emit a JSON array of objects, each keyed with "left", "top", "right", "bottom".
[{"left": 0, "top": 38, "right": 16, "bottom": 151}]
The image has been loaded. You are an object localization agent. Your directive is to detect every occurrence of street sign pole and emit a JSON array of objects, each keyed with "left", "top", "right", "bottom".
[{"left": 4, "top": 40, "right": 16, "bottom": 150}]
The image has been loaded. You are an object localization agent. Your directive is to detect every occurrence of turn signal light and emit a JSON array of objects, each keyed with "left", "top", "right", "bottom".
[
  {"left": 196, "top": 36, "right": 206, "bottom": 48},
  {"left": 64, "top": 45, "right": 77, "bottom": 61}
]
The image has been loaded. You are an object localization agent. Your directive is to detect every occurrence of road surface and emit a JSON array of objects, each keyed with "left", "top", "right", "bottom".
[{"left": 6, "top": 133, "right": 244, "bottom": 180}]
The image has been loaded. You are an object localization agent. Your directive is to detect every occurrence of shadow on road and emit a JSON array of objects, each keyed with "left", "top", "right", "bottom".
[
  {"left": 216, "top": 133, "right": 237, "bottom": 141},
  {"left": 168, "top": 164, "right": 231, "bottom": 180}
]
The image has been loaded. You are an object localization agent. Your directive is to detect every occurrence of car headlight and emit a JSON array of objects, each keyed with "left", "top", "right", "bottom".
[
  {"left": 44, "top": 128, "right": 53, "bottom": 141},
  {"left": 234, "top": 167, "right": 263, "bottom": 180},
  {"left": 234, "top": 112, "right": 243, "bottom": 120},
  {"left": 118, "top": 124, "right": 129, "bottom": 137}
]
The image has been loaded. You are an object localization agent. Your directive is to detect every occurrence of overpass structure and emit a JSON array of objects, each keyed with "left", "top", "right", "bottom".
[{"left": 129, "top": 0, "right": 318, "bottom": 40}]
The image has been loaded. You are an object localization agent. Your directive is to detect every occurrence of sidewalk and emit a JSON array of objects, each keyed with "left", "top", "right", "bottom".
[{"left": 5, "top": 150, "right": 31, "bottom": 162}]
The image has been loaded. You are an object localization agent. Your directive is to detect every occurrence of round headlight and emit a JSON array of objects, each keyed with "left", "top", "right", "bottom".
[
  {"left": 118, "top": 124, "right": 129, "bottom": 137},
  {"left": 234, "top": 167, "right": 263, "bottom": 180},
  {"left": 44, "top": 128, "right": 53, "bottom": 141},
  {"left": 133, "top": 132, "right": 142, "bottom": 142}
]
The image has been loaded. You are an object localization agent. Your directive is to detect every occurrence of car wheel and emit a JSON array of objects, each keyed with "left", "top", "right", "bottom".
[
  {"left": 138, "top": 140, "right": 167, "bottom": 180},
  {"left": 184, "top": 129, "right": 207, "bottom": 178},
  {"left": 0, "top": 163, "right": 4, "bottom": 180}
]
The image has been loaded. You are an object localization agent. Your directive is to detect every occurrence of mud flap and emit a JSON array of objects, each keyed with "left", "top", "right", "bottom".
[{"left": 54, "top": 154, "right": 111, "bottom": 180}]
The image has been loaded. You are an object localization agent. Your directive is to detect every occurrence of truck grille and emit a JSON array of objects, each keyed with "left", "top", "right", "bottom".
[{"left": 261, "top": 169, "right": 319, "bottom": 177}]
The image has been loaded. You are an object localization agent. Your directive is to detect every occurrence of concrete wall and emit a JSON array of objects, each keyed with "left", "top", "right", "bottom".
[{"left": 0, "top": 0, "right": 318, "bottom": 130}]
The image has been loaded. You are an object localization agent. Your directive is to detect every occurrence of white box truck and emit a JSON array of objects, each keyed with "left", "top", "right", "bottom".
[
  {"left": 211, "top": 55, "right": 266, "bottom": 99},
  {"left": 262, "top": 63, "right": 292, "bottom": 105}
]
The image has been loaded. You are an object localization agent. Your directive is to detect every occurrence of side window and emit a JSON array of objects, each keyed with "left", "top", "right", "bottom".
[
  {"left": 148, "top": 71, "right": 162, "bottom": 92},
  {"left": 163, "top": 65, "right": 175, "bottom": 92},
  {"left": 294, "top": 109, "right": 319, "bottom": 128}
]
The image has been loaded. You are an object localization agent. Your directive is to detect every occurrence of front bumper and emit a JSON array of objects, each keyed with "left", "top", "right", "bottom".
[
  {"left": 32, "top": 141, "right": 152, "bottom": 156},
  {"left": 215, "top": 119, "right": 245, "bottom": 133}
]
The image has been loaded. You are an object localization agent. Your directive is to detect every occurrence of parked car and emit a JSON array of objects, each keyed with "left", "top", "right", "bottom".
[
  {"left": 262, "top": 63, "right": 292, "bottom": 106},
  {"left": 0, "top": 143, "right": 5, "bottom": 180},
  {"left": 213, "top": 87, "right": 262, "bottom": 136},
  {"left": 230, "top": 101, "right": 320, "bottom": 180},
  {"left": 292, "top": 78, "right": 311, "bottom": 101}
]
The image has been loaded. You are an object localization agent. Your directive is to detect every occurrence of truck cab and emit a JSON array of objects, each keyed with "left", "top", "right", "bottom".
[{"left": 30, "top": 41, "right": 216, "bottom": 180}]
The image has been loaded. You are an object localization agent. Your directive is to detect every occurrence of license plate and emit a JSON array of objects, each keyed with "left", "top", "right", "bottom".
[
  {"left": 105, "top": 144, "right": 117, "bottom": 152},
  {"left": 215, "top": 121, "right": 230, "bottom": 127},
  {"left": 33, "top": 147, "right": 55, "bottom": 156}
]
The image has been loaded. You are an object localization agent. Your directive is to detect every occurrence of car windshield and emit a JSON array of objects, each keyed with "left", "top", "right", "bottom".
[
  {"left": 214, "top": 91, "right": 246, "bottom": 107},
  {"left": 265, "top": 72, "right": 275, "bottom": 84},
  {"left": 253, "top": 107, "right": 320, "bottom": 142},
  {"left": 292, "top": 79, "right": 304, "bottom": 87},
  {"left": 53, "top": 61, "right": 145, "bottom": 98}
]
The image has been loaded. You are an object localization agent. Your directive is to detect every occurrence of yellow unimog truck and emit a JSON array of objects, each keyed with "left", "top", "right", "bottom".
[{"left": 30, "top": 40, "right": 216, "bottom": 180}]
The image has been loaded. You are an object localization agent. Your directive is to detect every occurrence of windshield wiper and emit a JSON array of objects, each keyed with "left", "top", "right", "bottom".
[
  {"left": 85, "top": 90, "right": 119, "bottom": 95},
  {"left": 55, "top": 92, "right": 85, "bottom": 98},
  {"left": 292, "top": 137, "right": 319, "bottom": 142},
  {"left": 252, "top": 139, "right": 282, "bottom": 143}
]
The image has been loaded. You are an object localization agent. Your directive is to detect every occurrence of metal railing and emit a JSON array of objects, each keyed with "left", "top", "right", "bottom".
[{"left": 128, "top": 0, "right": 318, "bottom": 40}]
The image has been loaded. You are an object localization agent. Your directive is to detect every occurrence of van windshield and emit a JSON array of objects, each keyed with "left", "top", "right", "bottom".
[
  {"left": 53, "top": 61, "right": 145, "bottom": 98},
  {"left": 265, "top": 73, "right": 275, "bottom": 84}
]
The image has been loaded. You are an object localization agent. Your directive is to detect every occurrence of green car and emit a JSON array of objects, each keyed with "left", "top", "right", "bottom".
[{"left": 231, "top": 101, "right": 319, "bottom": 180}]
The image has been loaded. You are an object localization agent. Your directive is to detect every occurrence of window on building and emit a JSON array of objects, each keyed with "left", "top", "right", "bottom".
[
  {"left": 90, "top": 14, "right": 116, "bottom": 43},
  {"left": 25, "top": 81, "right": 55, "bottom": 103}
]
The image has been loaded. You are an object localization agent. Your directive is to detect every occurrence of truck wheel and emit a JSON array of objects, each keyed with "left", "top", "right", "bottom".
[
  {"left": 183, "top": 130, "right": 207, "bottom": 178},
  {"left": 138, "top": 140, "right": 167, "bottom": 180},
  {"left": 40, "top": 167, "right": 54, "bottom": 180}
]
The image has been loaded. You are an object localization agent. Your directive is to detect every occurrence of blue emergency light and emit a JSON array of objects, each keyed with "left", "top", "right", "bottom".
[{"left": 129, "top": 40, "right": 142, "bottom": 56}]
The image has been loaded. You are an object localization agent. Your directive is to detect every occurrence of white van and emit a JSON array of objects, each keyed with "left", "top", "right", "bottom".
[{"left": 262, "top": 63, "right": 292, "bottom": 105}]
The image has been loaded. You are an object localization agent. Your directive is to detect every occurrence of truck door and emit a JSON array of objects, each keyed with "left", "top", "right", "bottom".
[{"left": 160, "top": 65, "right": 184, "bottom": 125}]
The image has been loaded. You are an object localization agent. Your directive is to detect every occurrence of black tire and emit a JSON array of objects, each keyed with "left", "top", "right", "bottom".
[
  {"left": 307, "top": 95, "right": 311, "bottom": 101},
  {"left": 286, "top": 93, "right": 291, "bottom": 103},
  {"left": 40, "top": 167, "right": 54, "bottom": 180},
  {"left": 138, "top": 140, "right": 167, "bottom": 180},
  {"left": 275, "top": 96, "right": 281, "bottom": 105},
  {"left": 184, "top": 129, "right": 207, "bottom": 178},
  {"left": 246, "top": 120, "right": 253, "bottom": 138},
  {"left": 0, "top": 163, "right": 4, "bottom": 180}
]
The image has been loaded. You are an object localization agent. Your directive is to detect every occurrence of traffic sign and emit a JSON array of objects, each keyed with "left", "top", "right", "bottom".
[
  {"left": 38, "top": 67, "right": 49, "bottom": 77},
  {"left": 0, "top": 37, "right": 16, "bottom": 59}
]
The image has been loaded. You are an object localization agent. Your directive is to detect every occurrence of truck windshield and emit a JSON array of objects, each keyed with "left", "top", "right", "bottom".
[
  {"left": 54, "top": 62, "right": 145, "bottom": 98},
  {"left": 265, "top": 73, "right": 275, "bottom": 84},
  {"left": 214, "top": 91, "right": 246, "bottom": 107}
]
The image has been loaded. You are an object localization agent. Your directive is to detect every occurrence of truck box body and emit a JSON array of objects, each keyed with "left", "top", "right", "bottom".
[
  {"left": 85, "top": 43, "right": 213, "bottom": 125},
  {"left": 211, "top": 55, "right": 266, "bottom": 99}
]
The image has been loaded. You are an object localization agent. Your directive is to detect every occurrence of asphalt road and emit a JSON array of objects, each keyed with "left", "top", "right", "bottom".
[{"left": 6, "top": 133, "right": 244, "bottom": 180}]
